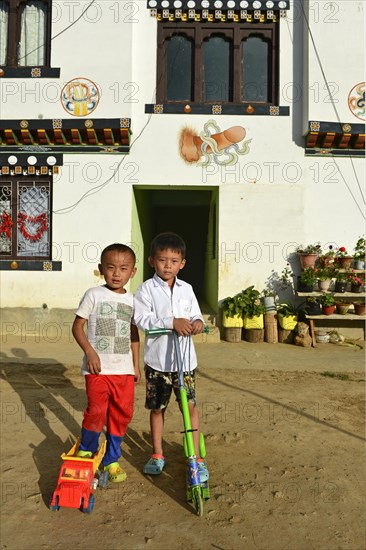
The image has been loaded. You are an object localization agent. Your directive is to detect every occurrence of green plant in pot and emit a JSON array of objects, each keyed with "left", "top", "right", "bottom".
[
  {"left": 335, "top": 298, "right": 352, "bottom": 315},
  {"left": 277, "top": 302, "right": 299, "bottom": 330},
  {"left": 297, "top": 266, "right": 317, "bottom": 292},
  {"left": 318, "top": 246, "right": 336, "bottom": 267},
  {"left": 320, "top": 293, "right": 336, "bottom": 315},
  {"left": 315, "top": 265, "right": 336, "bottom": 291},
  {"left": 222, "top": 294, "right": 243, "bottom": 328},
  {"left": 348, "top": 271, "right": 365, "bottom": 293},
  {"left": 335, "top": 246, "right": 353, "bottom": 269},
  {"left": 334, "top": 269, "right": 350, "bottom": 293},
  {"left": 304, "top": 296, "right": 322, "bottom": 316},
  {"left": 353, "top": 236, "right": 365, "bottom": 269},
  {"left": 296, "top": 243, "right": 322, "bottom": 269},
  {"left": 238, "top": 286, "right": 266, "bottom": 329},
  {"left": 261, "top": 288, "right": 277, "bottom": 312}
]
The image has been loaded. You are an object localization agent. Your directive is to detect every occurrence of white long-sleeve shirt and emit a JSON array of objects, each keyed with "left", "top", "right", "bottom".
[{"left": 133, "top": 273, "right": 203, "bottom": 372}]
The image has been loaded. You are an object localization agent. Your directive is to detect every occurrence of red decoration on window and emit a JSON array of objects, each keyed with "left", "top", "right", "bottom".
[
  {"left": 18, "top": 212, "right": 48, "bottom": 242},
  {"left": 0, "top": 211, "right": 13, "bottom": 239}
]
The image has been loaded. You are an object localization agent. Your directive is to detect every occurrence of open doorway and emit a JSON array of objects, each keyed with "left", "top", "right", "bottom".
[{"left": 131, "top": 186, "right": 218, "bottom": 311}]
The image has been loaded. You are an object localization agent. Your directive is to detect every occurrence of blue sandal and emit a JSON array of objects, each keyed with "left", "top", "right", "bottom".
[{"left": 143, "top": 454, "right": 165, "bottom": 475}]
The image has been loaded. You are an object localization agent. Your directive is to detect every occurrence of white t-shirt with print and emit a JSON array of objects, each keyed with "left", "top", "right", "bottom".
[{"left": 75, "top": 285, "right": 135, "bottom": 376}]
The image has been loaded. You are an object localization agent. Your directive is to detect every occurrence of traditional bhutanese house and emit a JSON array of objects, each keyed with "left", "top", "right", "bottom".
[{"left": 0, "top": 0, "right": 364, "bottom": 339}]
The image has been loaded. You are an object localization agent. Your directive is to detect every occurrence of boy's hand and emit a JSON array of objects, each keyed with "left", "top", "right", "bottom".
[
  {"left": 191, "top": 320, "right": 205, "bottom": 335},
  {"left": 85, "top": 349, "right": 101, "bottom": 374},
  {"left": 173, "top": 317, "right": 192, "bottom": 336},
  {"left": 134, "top": 367, "right": 141, "bottom": 384}
]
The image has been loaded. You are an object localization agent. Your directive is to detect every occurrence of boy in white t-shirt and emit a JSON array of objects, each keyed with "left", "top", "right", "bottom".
[{"left": 72, "top": 243, "right": 140, "bottom": 482}]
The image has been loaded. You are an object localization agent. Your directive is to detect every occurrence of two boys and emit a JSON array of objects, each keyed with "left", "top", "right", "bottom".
[{"left": 73, "top": 234, "right": 208, "bottom": 482}]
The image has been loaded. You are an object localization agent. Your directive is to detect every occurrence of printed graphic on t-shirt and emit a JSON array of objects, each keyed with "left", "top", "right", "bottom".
[{"left": 95, "top": 301, "right": 133, "bottom": 355}]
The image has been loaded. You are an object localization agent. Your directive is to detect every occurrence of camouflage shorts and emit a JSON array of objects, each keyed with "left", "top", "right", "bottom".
[{"left": 144, "top": 365, "right": 196, "bottom": 410}]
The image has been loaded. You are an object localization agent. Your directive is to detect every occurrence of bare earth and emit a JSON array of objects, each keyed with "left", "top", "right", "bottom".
[{"left": 0, "top": 337, "right": 365, "bottom": 550}]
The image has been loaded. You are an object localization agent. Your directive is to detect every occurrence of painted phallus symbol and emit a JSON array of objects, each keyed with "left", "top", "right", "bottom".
[{"left": 179, "top": 121, "right": 251, "bottom": 166}]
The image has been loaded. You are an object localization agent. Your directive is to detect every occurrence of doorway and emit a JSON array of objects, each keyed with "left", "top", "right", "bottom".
[{"left": 131, "top": 186, "right": 218, "bottom": 310}]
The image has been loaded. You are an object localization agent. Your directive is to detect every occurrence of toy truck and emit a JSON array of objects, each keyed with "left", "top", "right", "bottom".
[{"left": 49, "top": 438, "right": 107, "bottom": 513}]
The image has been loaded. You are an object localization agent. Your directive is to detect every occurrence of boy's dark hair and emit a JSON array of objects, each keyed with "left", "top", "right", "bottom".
[
  {"left": 150, "top": 232, "right": 186, "bottom": 259},
  {"left": 100, "top": 243, "right": 136, "bottom": 264}
]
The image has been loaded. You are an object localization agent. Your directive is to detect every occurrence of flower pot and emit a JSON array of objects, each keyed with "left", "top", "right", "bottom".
[
  {"left": 322, "top": 305, "right": 335, "bottom": 315},
  {"left": 297, "top": 277, "right": 313, "bottom": 293},
  {"left": 224, "top": 327, "right": 242, "bottom": 342},
  {"left": 243, "top": 314, "right": 264, "bottom": 329},
  {"left": 315, "top": 331, "right": 330, "bottom": 344},
  {"left": 355, "top": 259, "right": 365, "bottom": 270},
  {"left": 351, "top": 283, "right": 364, "bottom": 293},
  {"left": 335, "top": 303, "right": 351, "bottom": 315},
  {"left": 278, "top": 313, "right": 298, "bottom": 330},
  {"left": 334, "top": 281, "right": 347, "bottom": 293},
  {"left": 339, "top": 257, "right": 353, "bottom": 269},
  {"left": 299, "top": 253, "right": 318, "bottom": 269},
  {"left": 353, "top": 302, "right": 366, "bottom": 316},
  {"left": 305, "top": 302, "right": 322, "bottom": 315},
  {"left": 318, "top": 279, "right": 332, "bottom": 291},
  {"left": 222, "top": 312, "right": 243, "bottom": 328},
  {"left": 263, "top": 296, "right": 276, "bottom": 312}
]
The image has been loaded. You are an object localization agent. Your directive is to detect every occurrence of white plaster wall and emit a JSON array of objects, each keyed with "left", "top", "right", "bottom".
[
  {"left": 0, "top": 0, "right": 133, "bottom": 120},
  {"left": 304, "top": 0, "right": 364, "bottom": 123}
]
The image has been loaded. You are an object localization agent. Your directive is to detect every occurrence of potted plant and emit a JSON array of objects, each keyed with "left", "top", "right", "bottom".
[
  {"left": 334, "top": 269, "right": 351, "bottom": 293},
  {"left": 277, "top": 302, "right": 298, "bottom": 330},
  {"left": 335, "top": 299, "right": 352, "bottom": 315},
  {"left": 296, "top": 243, "right": 322, "bottom": 269},
  {"left": 335, "top": 246, "right": 353, "bottom": 269},
  {"left": 353, "top": 236, "right": 365, "bottom": 269},
  {"left": 297, "top": 266, "right": 317, "bottom": 292},
  {"left": 221, "top": 294, "right": 243, "bottom": 342},
  {"left": 314, "top": 265, "right": 336, "bottom": 291},
  {"left": 320, "top": 293, "right": 336, "bottom": 315},
  {"left": 261, "top": 288, "right": 277, "bottom": 312},
  {"left": 237, "top": 286, "right": 266, "bottom": 329},
  {"left": 353, "top": 301, "right": 366, "bottom": 316},
  {"left": 318, "top": 246, "right": 336, "bottom": 267},
  {"left": 303, "top": 296, "right": 322, "bottom": 316},
  {"left": 348, "top": 271, "right": 365, "bottom": 293}
]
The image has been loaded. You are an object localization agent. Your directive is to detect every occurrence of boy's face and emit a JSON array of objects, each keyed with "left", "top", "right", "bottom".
[
  {"left": 149, "top": 248, "right": 185, "bottom": 286},
  {"left": 99, "top": 250, "right": 136, "bottom": 293}
]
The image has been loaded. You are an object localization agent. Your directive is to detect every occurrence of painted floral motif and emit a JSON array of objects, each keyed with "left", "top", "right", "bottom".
[
  {"left": 61, "top": 78, "right": 100, "bottom": 117},
  {"left": 348, "top": 82, "right": 365, "bottom": 121}
]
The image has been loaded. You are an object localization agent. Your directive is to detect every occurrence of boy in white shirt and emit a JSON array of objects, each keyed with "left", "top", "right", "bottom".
[
  {"left": 134, "top": 232, "right": 209, "bottom": 482},
  {"left": 72, "top": 243, "right": 140, "bottom": 482}
]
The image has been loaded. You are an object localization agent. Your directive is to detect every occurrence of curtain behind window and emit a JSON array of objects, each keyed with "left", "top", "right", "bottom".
[
  {"left": 19, "top": 1, "right": 47, "bottom": 66},
  {"left": 0, "top": 1, "right": 8, "bottom": 66}
]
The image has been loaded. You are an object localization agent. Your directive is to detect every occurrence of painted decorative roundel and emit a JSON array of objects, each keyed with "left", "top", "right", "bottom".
[
  {"left": 60, "top": 78, "right": 100, "bottom": 117},
  {"left": 348, "top": 82, "right": 365, "bottom": 121}
]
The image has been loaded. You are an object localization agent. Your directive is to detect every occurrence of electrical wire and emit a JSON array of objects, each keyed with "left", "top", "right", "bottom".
[{"left": 17, "top": 0, "right": 98, "bottom": 63}]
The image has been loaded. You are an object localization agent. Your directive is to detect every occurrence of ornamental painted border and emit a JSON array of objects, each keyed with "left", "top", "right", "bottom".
[
  {"left": 147, "top": 0, "right": 289, "bottom": 9},
  {"left": 0, "top": 260, "right": 62, "bottom": 271}
]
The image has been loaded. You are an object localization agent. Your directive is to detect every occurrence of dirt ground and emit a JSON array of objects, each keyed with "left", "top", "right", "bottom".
[{"left": 0, "top": 336, "right": 365, "bottom": 550}]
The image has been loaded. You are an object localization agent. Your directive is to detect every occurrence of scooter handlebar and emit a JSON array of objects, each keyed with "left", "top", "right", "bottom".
[
  {"left": 145, "top": 326, "right": 209, "bottom": 337},
  {"left": 145, "top": 328, "right": 173, "bottom": 336}
]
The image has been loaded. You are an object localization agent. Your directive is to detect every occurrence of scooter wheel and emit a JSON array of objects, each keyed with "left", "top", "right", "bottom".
[{"left": 192, "top": 487, "right": 204, "bottom": 517}]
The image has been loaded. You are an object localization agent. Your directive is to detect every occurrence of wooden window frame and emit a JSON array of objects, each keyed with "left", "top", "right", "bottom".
[
  {"left": 2, "top": 0, "right": 52, "bottom": 68},
  {"left": 0, "top": 176, "right": 53, "bottom": 261},
  {"left": 157, "top": 21, "right": 279, "bottom": 105}
]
